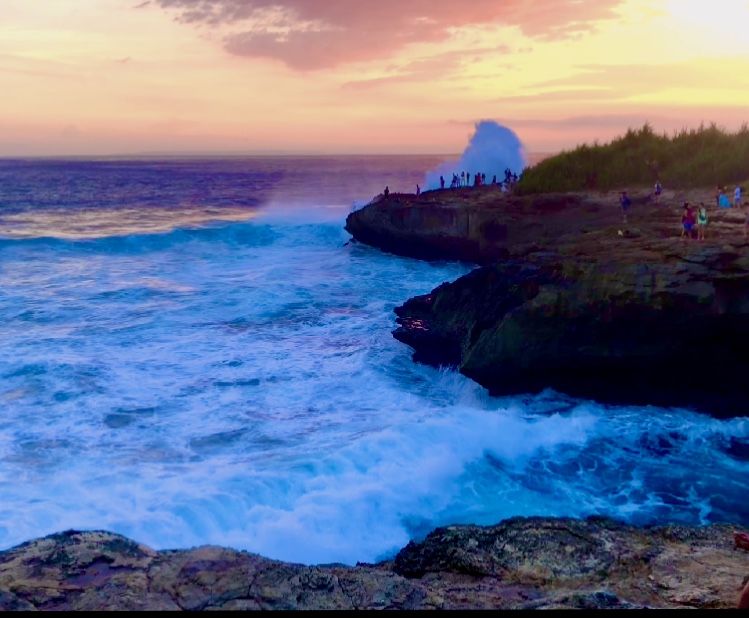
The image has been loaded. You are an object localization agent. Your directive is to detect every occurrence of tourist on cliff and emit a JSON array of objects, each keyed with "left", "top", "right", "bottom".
[
  {"left": 696, "top": 203, "right": 708, "bottom": 241},
  {"left": 384, "top": 186, "right": 389, "bottom": 198},
  {"left": 719, "top": 190, "right": 731, "bottom": 208},
  {"left": 440, "top": 176, "right": 445, "bottom": 190},
  {"left": 654, "top": 180, "right": 662, "bottom": 203},
  {"left": 681, "top": 202, "right": 695, "bottom": 240},
  {"left": 492, "top": 175, "right": 497, "bottom": 185},
  {"left": 620, "top": 191, "right": 632, "bottom": 223},
  {"left": 416, "top": 184, "right": 421, "bottom": 195},
  {"left": 460, "top": 171, "right": 465, "bottom": 187},
  {"left": 735, "top": 185, "right": 742, "bottom": 207}
]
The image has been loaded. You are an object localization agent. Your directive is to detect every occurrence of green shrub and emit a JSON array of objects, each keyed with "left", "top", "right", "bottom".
[{"left": 517, "top": 122, "right": 749, "bottom": 193}]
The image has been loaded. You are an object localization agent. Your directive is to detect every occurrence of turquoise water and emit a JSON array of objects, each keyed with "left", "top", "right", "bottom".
[{"left": 1, "top": 157, "right": 748, "bottom": 565}]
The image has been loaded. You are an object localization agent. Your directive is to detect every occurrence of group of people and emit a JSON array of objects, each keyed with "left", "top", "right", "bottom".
[
  {"left": 680, "top": 202, "right": 710, "bottom": 241},
  {"left": 379, "top": 168, "right": 522, "bottom": 199},
  {"left": 439, "top": 167, "right": 519, "bottom": 191},
  {"left": 619, "top": 181, "right": 748, "bottom": 241},
  {"left": 716, "top": 185, "right": 742, "bottom": 208}
]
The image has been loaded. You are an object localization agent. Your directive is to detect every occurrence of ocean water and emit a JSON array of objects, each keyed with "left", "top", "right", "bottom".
[{"left": 1, "top": 156, "right": 748, "bottom": 565}]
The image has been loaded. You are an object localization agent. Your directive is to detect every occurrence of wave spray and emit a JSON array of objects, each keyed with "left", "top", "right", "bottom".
[{"left": 425, "top": 121, "right": 526, "bottom": 190}]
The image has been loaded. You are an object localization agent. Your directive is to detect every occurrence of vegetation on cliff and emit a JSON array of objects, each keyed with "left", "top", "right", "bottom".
[{"left": 518, "top": 122, "right": 749, "bottom": 193}]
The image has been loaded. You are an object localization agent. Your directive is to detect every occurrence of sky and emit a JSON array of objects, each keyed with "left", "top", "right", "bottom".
[{"left": 1, "top": 0, "right": 749, "bottom": 155}]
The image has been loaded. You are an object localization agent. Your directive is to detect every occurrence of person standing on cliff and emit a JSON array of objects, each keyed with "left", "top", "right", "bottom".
[
  {"left": 654, "top": 180, "right": 662, "bottom": 203},
  {"left": 460, "top": 171, "right": 465, "bottom": 187},
  {"left": 384, "top": 186, "right": 389, "bottom": 198},
  {"left": 681, "top": 202, "right": 695, "bottom": 240},
  {"left": 620, "top": 191, "right": 632, "bottom": 223},
  {"left": 416, "top": 184, "right": 421, "bottom": 195},
  {"left": 696, "top": 203, "right": 708, "bottom": 241},
  {"left": 440, "top": 176, "right": 445, "bottom": 189},
  {"left": 735, "top": 185, "right": 742, "bottom": 207}
]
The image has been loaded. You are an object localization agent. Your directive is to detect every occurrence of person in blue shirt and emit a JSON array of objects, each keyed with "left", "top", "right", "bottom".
[{"left": 620, "top": 191, "right": 632, "bottom": 222}]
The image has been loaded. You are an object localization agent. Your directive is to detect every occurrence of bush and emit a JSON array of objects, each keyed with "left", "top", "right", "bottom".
[{"left": 517, "top": 122, "right": 749, "bottom": 193}]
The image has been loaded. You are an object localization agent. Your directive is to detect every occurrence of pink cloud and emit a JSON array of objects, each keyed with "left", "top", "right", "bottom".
[{"left": 153, "top": 0, "right": 625, "bottom": 69}]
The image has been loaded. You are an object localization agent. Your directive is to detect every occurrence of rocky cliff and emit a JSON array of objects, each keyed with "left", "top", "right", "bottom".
[
  {"left": 347, "top": 186, "right": 749, "bottom": 417},
  {"left": 1, "top": 517, "right": 747, "bottom": 610}
]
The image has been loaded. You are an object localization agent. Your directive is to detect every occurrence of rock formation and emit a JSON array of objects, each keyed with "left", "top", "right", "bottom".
[
  {"left": 1, "top": 517, "right": 747, "bottom": 610},
  {"left": 347, "top": 187, "right": 749, "bottom": 417}
]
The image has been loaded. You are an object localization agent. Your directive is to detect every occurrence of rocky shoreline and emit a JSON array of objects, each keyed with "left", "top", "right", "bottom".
[
  {"left": 4, "top": 187, "right": 748, "bottom": 610},
  {"left": 1, "top": 517, "right": 747, "bottom": 610},
  {"left": 346, "top": 186, "right": 749, "bottom": 417}
]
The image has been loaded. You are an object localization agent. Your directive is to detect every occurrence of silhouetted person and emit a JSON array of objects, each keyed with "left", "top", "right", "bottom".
[
  {"left": 416, "top": 184, "right": 420, "bottom": 195},
  {"left": 481, "top": 173, "right": 486, "bottom": 185},
  {"left": 384, "top": 186, "right": 389, "bottom": 198},
  {"left": 492, "top": 175, "right": 497, "bottom": 185},
  {"left": 440, "top": 176, "right": 445, "bottom": 189},
  {"left": 460, "top": 171, "right": 465, "bottom": 187}
]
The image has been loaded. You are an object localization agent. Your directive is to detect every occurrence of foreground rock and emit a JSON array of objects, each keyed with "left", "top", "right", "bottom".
[
  {"left": 346, "top": 186, "right": 749, "bottom": 416},
  {"left": 1, "top": 518, "right": 747, "bottom": 609}
]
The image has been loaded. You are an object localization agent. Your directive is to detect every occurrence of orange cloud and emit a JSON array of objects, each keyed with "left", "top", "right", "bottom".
[{"left": 153, "top": 0, "right": 625, "bottom": 69}]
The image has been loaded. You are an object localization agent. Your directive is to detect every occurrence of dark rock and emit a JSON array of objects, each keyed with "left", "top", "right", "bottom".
[
  {"left": 392, "top": 253, "right": 749, "bottom": 417},
  {"left": 349, "top": 188, "right": 749, "bottom": 416}
]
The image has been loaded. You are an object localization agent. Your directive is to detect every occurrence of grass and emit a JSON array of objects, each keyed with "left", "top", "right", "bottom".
[{"left": 517, "top": 122, "right": 749, "bottom": 194}]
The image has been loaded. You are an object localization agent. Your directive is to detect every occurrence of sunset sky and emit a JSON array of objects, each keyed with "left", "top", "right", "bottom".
[{"left": 2, "top": 0, "right": 749, "bottom": 156}]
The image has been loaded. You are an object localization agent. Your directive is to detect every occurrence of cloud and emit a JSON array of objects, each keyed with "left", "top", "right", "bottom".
[
  {"left": 341, "top": 46, "right": 511, "bottom": 89},
  {"left": 525, "top": 60, "right": 749, "bottom": 96},
  {"left": 151, "top": 0, "right": 625, "bottom": 70}
]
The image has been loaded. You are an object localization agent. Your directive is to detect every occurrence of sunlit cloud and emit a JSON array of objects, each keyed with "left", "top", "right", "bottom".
[{"left": 153, "top": 0, "right": 625, "bottom": 69}]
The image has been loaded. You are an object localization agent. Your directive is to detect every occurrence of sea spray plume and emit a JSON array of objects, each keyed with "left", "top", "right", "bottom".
[{"left": 425, "top": 121, "right": 526, "bottom": 191}]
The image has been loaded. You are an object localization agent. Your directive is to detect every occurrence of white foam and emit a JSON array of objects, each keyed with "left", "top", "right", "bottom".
[{"left": 1, "top": 217, "right": 748, "bottom": 565}]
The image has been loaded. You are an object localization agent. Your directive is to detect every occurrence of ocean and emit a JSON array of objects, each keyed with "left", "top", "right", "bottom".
[{"left": 1, "top": 155, "right": 748, "bottom": 565}]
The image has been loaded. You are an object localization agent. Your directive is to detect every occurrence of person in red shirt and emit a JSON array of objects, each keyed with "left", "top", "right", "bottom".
[{"left": 680, "top": 202, "right": 695, "bottom": 240}]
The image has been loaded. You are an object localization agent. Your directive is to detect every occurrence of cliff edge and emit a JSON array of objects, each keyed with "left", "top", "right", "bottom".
[{"left": 347, "top": 187, "right": 749, "bottom": 416}]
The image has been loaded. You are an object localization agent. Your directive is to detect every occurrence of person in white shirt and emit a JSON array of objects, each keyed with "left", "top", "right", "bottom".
[{"left": 735, "top": 186, "right": 743, "bottom": 207}]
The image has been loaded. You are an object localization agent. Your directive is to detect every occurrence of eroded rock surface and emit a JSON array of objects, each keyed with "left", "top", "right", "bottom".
[
  {"left": 351, "top": 187, "right": 749, "bottom": 416},
  {"left": 0, "top": 518, "right": 747, "bottom": 609}
]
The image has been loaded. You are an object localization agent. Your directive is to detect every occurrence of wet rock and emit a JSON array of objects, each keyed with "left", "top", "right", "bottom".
[{"left": 392, "top": 250, "right": 749, "bottom": 417}]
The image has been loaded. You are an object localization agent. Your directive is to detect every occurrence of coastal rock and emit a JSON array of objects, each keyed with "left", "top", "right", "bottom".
[
  {"left": 345, "top": 188, "right": 609, "bottom": 264},
  {"left": 0, "top": 518, "right": 746, "bottom": 609},
  {"left": 393, "top": 254, "right": 749, "bottom": 416},
  {"left": 346, "top": 187, "right": 749, "bottom": 416}
]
